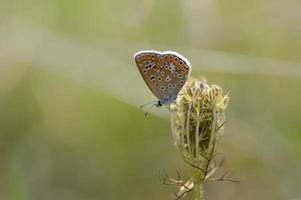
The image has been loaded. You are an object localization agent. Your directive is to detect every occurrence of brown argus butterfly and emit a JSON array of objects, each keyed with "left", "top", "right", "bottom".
[{"left": 134, "top": 50, "right": 191, "bottom": 110}]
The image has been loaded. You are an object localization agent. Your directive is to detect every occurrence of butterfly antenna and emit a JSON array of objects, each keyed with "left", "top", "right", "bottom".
[
  {"left": 144, "top": 104, "right": 155, "bottom": 116},
  {"left": 140, "top": 100, "right": 157, "bottom": 108}
]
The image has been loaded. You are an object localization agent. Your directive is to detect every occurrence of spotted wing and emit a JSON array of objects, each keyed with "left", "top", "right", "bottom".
[
  {"left": 135, "top": 51, "right": 165, "bottom": 100},
  {"left": 158, "top": 51, "right": 191, "bottom": 98},
  {"left": 134, "top": 50, "right": 191, "bottom": 101}
]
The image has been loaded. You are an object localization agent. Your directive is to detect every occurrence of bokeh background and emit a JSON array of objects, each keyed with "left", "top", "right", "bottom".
[{"left": 1, "top": 0, "right": 301, "bottom": 199}]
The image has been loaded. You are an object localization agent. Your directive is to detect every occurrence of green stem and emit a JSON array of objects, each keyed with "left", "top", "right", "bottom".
[{"left": 195, "top": 181, "right": 204, "bottom": 200}]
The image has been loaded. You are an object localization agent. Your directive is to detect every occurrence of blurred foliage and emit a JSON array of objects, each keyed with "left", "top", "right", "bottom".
[{"left": 0, "top": 0, "right": 301, "bottom": 199}]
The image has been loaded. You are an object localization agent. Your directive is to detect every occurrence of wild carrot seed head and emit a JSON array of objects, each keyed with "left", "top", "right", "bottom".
[{"left": 171, "top": 79, "right": 229, "bottom": 178}]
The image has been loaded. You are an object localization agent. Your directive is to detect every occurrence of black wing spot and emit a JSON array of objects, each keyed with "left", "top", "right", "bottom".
[
  {"left": 166, "top": 76, "right": 171, "bottom": 82},
  {"left": 150, "top": 76, "right": 156, "bottom": 80}
]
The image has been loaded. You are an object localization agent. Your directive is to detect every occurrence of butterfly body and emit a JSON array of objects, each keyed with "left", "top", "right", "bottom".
[{"left": 134, "top": 50, "right": 191, "bottom": 109}]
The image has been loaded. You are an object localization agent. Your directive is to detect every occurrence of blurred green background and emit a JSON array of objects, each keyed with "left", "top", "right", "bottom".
[{"left": 0, "top": 0, "right": 301, "bottom": 199}]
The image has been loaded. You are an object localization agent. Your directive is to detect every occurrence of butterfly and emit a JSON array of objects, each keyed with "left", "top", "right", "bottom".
[{"left": 134, "top": 50, "right": 191, "bottom": 112}]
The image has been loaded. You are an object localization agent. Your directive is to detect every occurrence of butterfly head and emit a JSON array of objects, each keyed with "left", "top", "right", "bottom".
[{"left": 155, "top": 94, "right": 177, "bottom": 108}]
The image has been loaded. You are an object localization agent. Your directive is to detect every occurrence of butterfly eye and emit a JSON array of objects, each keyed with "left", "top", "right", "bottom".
[
  {"left": 160, "top": 71, "right": 165, "bottom": 76},
  {"left": 143, "top": 70, "right": 147, "bottom": 74},
  {"left": 178, "top": 74, "right": 183, "bottom": 78},
  {"left": 174, "top": 72, "right": 178, "bottom": 77},
  {"left": 164, "top": 55, "right": 168, "bottom": 59},
  {"left": 173, "top": 84, "right": 176, "bottom": 88},
  {"left": 168, "top": 84, "right": 172, "bottom": 88},
  {"left": 169, "top": 56, "right": 173, "bottom": 59},
  {"left": 160, "top": 86, "right": 165, "bottom": 91},
  {"left": 180, "top": 80, "right": 185, "bottom": 85},
  {"left": 158, "top": 77, "right": 162, "bottom": 81},
  {"left": 179, "top": 61, "right": 183, "bottom": 65}
]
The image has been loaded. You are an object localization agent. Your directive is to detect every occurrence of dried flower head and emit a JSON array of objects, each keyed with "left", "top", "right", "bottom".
[{"left": 167, "top": 79, "right": 232, "bottom": 199}]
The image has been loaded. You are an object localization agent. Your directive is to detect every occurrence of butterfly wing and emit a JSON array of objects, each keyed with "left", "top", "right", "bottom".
[
  {"left": 135, "top": 51, "right": 165, "bottom": 100},
  {"left": 134, "top": 50, "right": 191, "bottom": 101},
  {"left": 159, "top": 51, "right": 191, "bottom": 98}
]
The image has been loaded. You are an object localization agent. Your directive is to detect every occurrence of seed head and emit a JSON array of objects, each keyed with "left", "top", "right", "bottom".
[{"left": 171, "top": 79, "right": 229, "bottom": 179}]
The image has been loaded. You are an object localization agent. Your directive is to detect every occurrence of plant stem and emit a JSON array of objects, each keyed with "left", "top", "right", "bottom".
[{"left": 195, "top": 181, "right": 204, "bottom": 200}]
